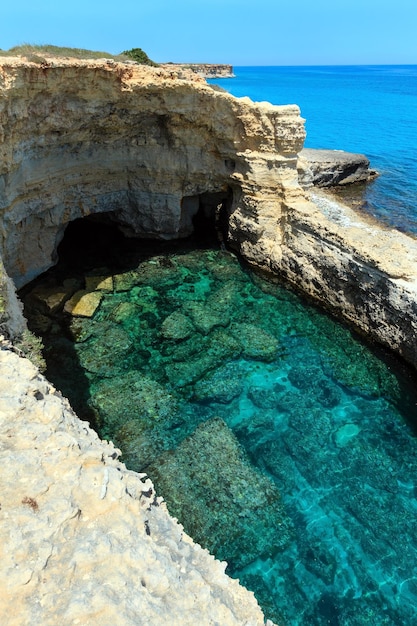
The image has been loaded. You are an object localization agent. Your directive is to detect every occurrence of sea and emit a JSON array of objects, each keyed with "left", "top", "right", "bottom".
[
  {"left": 22, "top": 66, "right": 417, "bottom": 626},
  {"left": 208, "top": 65, "right": 417, "bottom": 236}
]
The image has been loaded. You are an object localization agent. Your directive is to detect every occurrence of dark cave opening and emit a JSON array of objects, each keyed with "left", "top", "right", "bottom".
[
  {"left": 56, "top": 212, "right": 141, "bottom": 272},
  {"left": 184, "top": 187, "right": 234, "bottom": 246},
  {"left": 56, "top": 188, "right": 234, "bottom": 275}
]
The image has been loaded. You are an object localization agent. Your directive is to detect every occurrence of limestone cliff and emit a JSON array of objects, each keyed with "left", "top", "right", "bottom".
[
  {"left": 0, "top": 57, "right": 304, "bottom": 288},
  {"left": 0, "top": 342, "right": 271, "bottom": 626}
]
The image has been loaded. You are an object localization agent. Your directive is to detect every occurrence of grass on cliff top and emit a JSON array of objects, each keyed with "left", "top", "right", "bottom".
[{"left": 0, "top": 44, "right": 158, "bottom": 66}]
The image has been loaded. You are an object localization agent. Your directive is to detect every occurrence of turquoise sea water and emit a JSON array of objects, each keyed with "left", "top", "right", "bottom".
[
  {"left": 209, "top": 65, "right": 417, "bottom": 235},
  {"left": 21, "top": 66, "right": 417, "bottom": 625},
  {"left": 22, "top": 233, "right": 417, "bottom": 626}
]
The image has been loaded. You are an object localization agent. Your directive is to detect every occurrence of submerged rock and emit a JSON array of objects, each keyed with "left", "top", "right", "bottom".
[
  {"left": 165, "top": 330, "right": 241, "bottom": 387},
  {"left": 64, "top": 290, "right": 103, "bottom": 317},
  {"left": 193, "top": 363, "right": 245, "bottom": 403},
  {"left": 28, "top": 285, "right": 71, "bottom": 313},
  {"left": 334, "top": 423, "right": 360, "bottom": 447},
  {"left": 182, "top": 300, "right": 229, "bottom": 334},
  {"left": 76, "top": 322, "right": 133, "bottom": 375},
  {"left": 230, "top": 323, "right": 280, "bottom": 361},
  {"left": 85, "top": 275, "right": 114, "bottom": 291},
  {"left": 90, "top": 371, "right": 179, "bottom": 429},
  {"left": 160, "top": 311, "right": 194, "bottom": 340},
  {"left": 147, "top": 418, "right": 293, "bottom": 571}
]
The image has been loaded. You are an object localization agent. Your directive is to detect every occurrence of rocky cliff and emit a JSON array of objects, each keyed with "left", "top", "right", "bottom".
[
  {"left": 1, "top": 56, "right": 417, "bottom": 625},
  {"left": 298, "top": 148, "right": 378, "bottom": 186},
  {"left": 0, "top": 57, "right": 304, "bottom": 289}
]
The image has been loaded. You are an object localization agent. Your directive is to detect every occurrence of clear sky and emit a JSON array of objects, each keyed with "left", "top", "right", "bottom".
[{"left": 2, "top": 0, "right": 417, "bottom": 66}]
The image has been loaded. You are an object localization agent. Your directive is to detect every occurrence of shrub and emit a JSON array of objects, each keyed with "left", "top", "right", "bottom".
[{"left": 120, "top": 47, "right": 158, "bottom": 66}]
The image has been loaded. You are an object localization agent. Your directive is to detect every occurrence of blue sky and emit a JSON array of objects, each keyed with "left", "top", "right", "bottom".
[{"left": 2, "top": 0, "right": 417, "bottom": 66}]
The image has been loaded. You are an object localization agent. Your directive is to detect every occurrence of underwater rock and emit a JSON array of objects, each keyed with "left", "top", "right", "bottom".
[
  {"left": 109, "top": 301, "right": 142, "bottom": 324},
  {"left": 160, "top": 311, "right": 194, "bottom": 341},
  {"left": 193, "top": 363, "right": 244, "bottom": 404},
  {"left": 288, "top": 365, "right": 342, "bottom": 409},
  {"left": 334, "top": 423, "right": 360, "bottom": 447},
  {"left": 247, "top": 383, "right": 287, "bottom": 410},
  {"left": 113, "top": 270, "right": 142, "bottom": 292},
  {"left": 182, "top": 301, "right": 229, "bottom": 335},
  {"left": 288, "top": 365, "right": 323, "bottom": 390},
  {"left": 90, "top": 371, "right": 180, "bottom": 431},
  {"left": 67, "top": 317, "right": 94, "bottom": 343},
  {"left": 205, "top": 253, "right": 247, "bottom": 282},
  {"left": 165, "top": 330, "right": 241, "bottom": 387},
  {"left": 64, "top": 290, "right": 103, "bottom": 317},
  {"left": 89, "top": 371, "right": 201, "bottom": 470},
  {"left": 76, "top": 322, "right": 133, "bottom": 375},
  {"left": 229, "top": 323, "right": 280, "bottom": 361},
  {"left": 207, "top": 281, "right": 243, "bottom": 314},
  {"left": 85, "top": 275, "right": 114, "bottom": 291},
  {"left": 147, "top": 418, "right": 293, "bottom": 570},
  {"left": 28, "top": 284, "right": 71, "bottom": 314},
  {"left": 114, "top": 418, "right": 167, "bottom": 470}
]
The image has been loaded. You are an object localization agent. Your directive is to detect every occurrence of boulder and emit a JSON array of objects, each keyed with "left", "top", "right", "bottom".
[
  {"left": 147, "top": 417, "right": 293, "bottom": 570},
  {"left": 298, "top": 148, "right": 378, "bottom": 187}
]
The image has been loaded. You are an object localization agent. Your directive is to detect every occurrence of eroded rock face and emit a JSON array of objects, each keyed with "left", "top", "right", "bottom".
[
  {"left": 161, "top": 63, "right": 235, "bottom": 78},
  {"left": 0, "top": 57, "right": 304, "bottom": 288},
  {"left": 229, "top": 185, "right": 417, "bottom": 368}
]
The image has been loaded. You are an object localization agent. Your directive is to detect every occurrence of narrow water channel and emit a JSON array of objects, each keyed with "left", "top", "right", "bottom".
[{"left": 20, "top": 219, "right": 417, "bottom": 625}]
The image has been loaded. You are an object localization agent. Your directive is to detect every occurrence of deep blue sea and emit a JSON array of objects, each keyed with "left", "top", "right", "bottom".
[
  {"left": 22, "top": 66, "right": 417, "bottom": 626},
  {"left": 208, "top": 65, "right": 417, "bottom": 235}
]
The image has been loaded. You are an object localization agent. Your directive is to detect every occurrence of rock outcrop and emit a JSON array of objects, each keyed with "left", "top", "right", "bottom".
[
  {"left": 298, "top": 148, "right": 379, "bottom": 187},
  {"left": 161, "top": 63, "right": 235, "bottom": 78},
  {"left": 0, "top": 57, "right": 304, "bottom": 288}
]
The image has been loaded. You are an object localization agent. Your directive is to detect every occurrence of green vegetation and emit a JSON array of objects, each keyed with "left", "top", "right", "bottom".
[
  {"left": 120, "top": 47, "right": 158, "bottom": 66},
  {"left": 0, "top": 44, "right": 158, "bottom": 66},
  {"left": 14, "top": 329, "right": 46, "bottom": 372}
]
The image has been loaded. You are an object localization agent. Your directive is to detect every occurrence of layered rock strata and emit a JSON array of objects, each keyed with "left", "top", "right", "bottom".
[
  {"left": 0, "top": 57, "right": 304, "bottom": 288},
  {"left": 230, "top": 185, "right": 417, "bottom": 368}
]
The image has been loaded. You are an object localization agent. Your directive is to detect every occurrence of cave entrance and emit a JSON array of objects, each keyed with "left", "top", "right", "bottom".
[
  {"left": 56, "top": 188, "right": 235, "bottom": 275},
  {"left": 182, "top": 187, "right": 234, "bottom": 246},
  {"left": 56, "top": 212, "right": 141, "bottom": 272}
]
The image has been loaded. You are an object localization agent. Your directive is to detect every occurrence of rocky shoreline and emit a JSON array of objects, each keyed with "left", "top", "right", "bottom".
[
  {"left": 298, "top": 147, "right": 379, "bottom": 187},
  {"left": 1, "top": 56, "right": 417, "bottom": 625}
]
